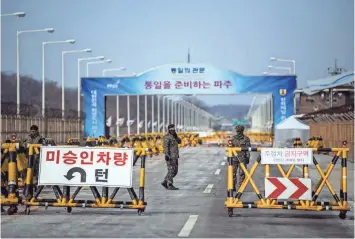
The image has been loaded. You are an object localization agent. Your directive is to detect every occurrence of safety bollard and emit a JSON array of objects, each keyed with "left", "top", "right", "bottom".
[{"left": 0, "top": 143, "right": 20, "bottom": 215}]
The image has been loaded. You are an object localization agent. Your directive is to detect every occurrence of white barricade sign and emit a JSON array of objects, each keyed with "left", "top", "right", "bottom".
[
  {"left": 38, "top": 146, "right": 134, "bottom": 187},
  {"left": 260, "top": 148, "right": 313, "bottom": 165}
]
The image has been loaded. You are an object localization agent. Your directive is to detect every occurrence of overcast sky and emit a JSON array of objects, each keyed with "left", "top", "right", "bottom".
[{"left": 1, "top": 0, "right": 354, "bottom": 106}]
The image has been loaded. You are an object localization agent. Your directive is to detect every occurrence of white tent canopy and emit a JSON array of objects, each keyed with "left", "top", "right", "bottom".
[{"left": 274, "top": 116, "right": 310, "bottom": 147}]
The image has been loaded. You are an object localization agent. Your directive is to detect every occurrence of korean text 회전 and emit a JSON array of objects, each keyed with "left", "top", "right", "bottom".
[
  {"left": 46, "top": 150, "right": 128, "bottom": 166},
  {"left": 144, "top": 80, "right": 232, "bottom": 90}
]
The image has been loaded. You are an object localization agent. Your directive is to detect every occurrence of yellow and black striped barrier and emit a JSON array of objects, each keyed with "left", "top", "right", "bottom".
[
  {"left": 1, "top": 143, "right": 148, "bottom": 216},
  {"left": 293, "top": 138, "right": 303, "bottom": 148},
  {"left": 224, "top": 147, "right": 351, "bottom": 219},
  {"left": 1, "top": 143, "right": 21, "bottom": 215}
]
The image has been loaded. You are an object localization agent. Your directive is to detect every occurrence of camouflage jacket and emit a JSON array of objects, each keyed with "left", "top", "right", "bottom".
[
  {"left": 163, "top": 133, "right": 181, "bottom": 159},
  {"left": 24, "top": 135, "right": 42, "bottom": 145},
  {"left": 231, "top": 134, "right": 251, "bottom": 164}
]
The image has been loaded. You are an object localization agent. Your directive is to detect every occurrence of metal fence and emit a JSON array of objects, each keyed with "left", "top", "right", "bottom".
[{"left": 1, "top": 115, "right": 83, "bottom": 143}]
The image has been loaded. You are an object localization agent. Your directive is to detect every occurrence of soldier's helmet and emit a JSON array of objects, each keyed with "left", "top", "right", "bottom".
[{"left": 235, "top": 125, "right": 245, "bottom": 133}]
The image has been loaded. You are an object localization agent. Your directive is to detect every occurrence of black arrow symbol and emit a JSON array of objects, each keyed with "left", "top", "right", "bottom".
[{"left": 64, "top": 167, "right": 86, "bottom": 182}]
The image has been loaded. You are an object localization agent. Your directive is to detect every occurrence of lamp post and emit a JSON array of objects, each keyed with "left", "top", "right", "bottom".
[
  {"left": 77, "top": 56, "right": 105, "bottom": 118},
  {"left": 102, "top": 67, "right": 126, "bottom": 76},
  {"left": 86, "top": 59, "right": 112, "bottom": 76},
  {"left": 62, "top": 48, "right": 92, "bottom": 118},
  {"left": 42, "top": 39, "right": 75, "bottom": 117},
  {"left": 268, "top": 65, "right": 292, "bottom": 74},
  {"left": 263, "top": 72, "right": 280, "bottom": 75},
  {"left": 1, "top": 12, "right": 26, "bottom": 17},
  {"left": 270, "top": 57, "right": 296, "bottom": 74},
  {"left": 16, "top": 28, "right": 55, "bottom": 115}
]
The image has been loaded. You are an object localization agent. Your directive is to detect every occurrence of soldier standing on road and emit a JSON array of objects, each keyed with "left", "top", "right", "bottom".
[
  {"left": 231, "top": 125, "right": 251, "bottom": 191},
  {"left": 161, "top": 124, "right": 181, "bottom": 190}
]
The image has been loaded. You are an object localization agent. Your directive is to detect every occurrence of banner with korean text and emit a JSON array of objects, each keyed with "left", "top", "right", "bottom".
[
  {"left": 260, "top": 148, "right": 313, "bottom": 165},
  {"left": 38, "top": 146, "right": 134, "bottom": 187},
  {"left": 82, "top": 63, "right": 297, "bottom": 137}
]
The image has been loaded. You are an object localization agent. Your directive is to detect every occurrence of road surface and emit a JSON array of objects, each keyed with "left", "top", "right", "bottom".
[{"left": 1, "top": 147, "right": 354, "bottom": 238}]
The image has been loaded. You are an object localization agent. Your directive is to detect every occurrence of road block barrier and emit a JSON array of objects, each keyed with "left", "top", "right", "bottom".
[
  {"left": 306, "top": 136, "right": 326, "bottom": 148},
  {"left": 1, "top": 143, "right": 21, "bottom": 215},
  {"left": 225, "top": 147, "right": 351, "bottom": 219},
  {"left": 1, "top": 143, "right": 147, "bottom": 215},
  {"left": 293, "top": 138, "right": 303, "bottom": 147}
]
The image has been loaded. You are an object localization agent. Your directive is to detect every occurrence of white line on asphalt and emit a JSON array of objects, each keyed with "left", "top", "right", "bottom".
[
  {"left": 221, "top": 162, "right": 226, "bottom": 166},
  {"left": 203, "top": 184, "right": 214, "bottom": 193},
  {"left": 178, "top": 215, "right": 199, "bottom": 237},
  {"left": 215, "top": 169, "right": 221, "bottom": 175}
]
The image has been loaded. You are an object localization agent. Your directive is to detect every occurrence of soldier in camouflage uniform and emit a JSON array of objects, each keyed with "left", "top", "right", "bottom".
[
  {"left": 231, "top": 125, "right": 251, "bottom": 191},
  {"left": 25, "top": 125, "right": 42, "bottom": 144},
  {"left": 24, "top": 125, "right": 42, "bottom": 183},
  {"left": 161, "top": 124, "right": 181, "bottom": 190}
]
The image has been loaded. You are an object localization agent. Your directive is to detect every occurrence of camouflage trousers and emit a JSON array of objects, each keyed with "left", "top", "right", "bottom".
[
  {"left": 164, "top": 158, "right": 179, "bottom": 185},
  {"left": 232, "top": 159, "right": 247, "bottom": 190}
]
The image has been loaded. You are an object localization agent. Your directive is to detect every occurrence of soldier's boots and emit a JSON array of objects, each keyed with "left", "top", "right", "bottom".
[
  {"left": 161, "top": 181, "right": 168, "bottom": 189},
  {"left": 161, "top": 181, "right": 179, "bottom": 190},
  {"left": 167, "top": 184, "right": 179, "bottom": 190}
]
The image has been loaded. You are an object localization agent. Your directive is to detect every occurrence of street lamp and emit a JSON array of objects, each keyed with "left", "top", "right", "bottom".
[
  {"left": 61, "top": 48, "right": 92, "bottom": 118},
  {"left": 270, "top": 57, "right": 296, "bottom": 74},
  {"left": 1, "top": 12, "right": 26, "bottom": 17},
  {"left": 268, "top": 65, "right": 292, "bottom": 74},
  {"left": 102, "top": 67, "right": 126, "bottom": 76},
  {"left": 42, "top": 39, "right": 75, "bottom": 117},
  {"left": 86, "top": 59, "right": 112, "bottom": 76},
  {"left": 263, "top": 72, "right": 281, "bottom": 75},
  {"left": 16, "top": 28, "right": 55, "bottom": 115},
  {"left": 77, "top": 56, "right": 105, "bottom": 118}
]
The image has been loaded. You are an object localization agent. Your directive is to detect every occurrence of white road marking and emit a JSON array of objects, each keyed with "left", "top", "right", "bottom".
[
  {"left": 215, "top": 169, "right": 221, "bottom": 175},
  {"left": 178, "top": 215, "right": 199, "bottom": 237},
  {"left": 220, "top": 162, "right": 226, "bottom": 166},
  {"left": 203, "top": 184, "right": 214, "bottom": 193}
]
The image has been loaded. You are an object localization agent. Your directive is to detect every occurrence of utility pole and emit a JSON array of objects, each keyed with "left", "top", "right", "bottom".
[{"left": 327, "top": 59, "right": 347, "bottom": 76}]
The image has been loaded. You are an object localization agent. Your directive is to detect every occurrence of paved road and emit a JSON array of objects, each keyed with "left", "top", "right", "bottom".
[{"left": 1, "top": 147, "right": 354, "bottom": 238}]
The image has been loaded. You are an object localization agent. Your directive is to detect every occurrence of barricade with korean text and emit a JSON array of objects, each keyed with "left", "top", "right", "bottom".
[
  {"left": 225, "top": 146, "right": 351, "bottom": 219},
  {"left": 1, "top": 143, "right": 147, "bottom": 215}
]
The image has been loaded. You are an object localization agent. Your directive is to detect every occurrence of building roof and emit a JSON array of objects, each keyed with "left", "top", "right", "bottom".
[
  {"left": 299, "top": 103, "right": 354, "bottom": 120},
  {"left": 298, "top": 72, "right": 354, "bottom": 95}
]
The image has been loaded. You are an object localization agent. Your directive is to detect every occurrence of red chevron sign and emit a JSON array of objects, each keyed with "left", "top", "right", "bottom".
[{"left": 265, "top": 177, "right": 311, "bottom": 200}]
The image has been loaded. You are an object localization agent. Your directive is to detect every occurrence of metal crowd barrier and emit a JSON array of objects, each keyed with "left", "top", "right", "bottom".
[
  {"left": 0, "top": 143, "right": 147, "bottom": 215},
  {"left": 225, "top": 147, "right": 351, "bottom": 219}
]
